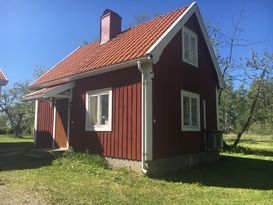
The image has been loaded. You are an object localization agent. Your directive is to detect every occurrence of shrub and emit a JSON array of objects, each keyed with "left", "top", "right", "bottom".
[{"left": 53, "top": 151, "right": 109, "bottom": 172}]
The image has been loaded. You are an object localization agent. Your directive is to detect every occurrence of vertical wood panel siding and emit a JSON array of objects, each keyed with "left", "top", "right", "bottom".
[
  {"left": 36, "top": 100, "right": 54, "bottom": 148},
  {"left": 153, "top": 14, "right": 218, "bottom": 159},
  {"left": 70, "top": 66, "right": 142, "bottom": 161}
]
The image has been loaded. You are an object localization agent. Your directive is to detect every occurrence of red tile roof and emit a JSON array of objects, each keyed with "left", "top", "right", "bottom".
[{"left": 31, "top": 6, "right": 188, "bottom": 87}]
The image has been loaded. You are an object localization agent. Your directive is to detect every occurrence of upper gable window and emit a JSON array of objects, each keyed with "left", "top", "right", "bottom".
[{"left": 182, "top": 27, "right": 198, "bottom": 67}]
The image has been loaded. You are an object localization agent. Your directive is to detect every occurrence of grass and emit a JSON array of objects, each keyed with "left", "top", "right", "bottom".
[
  {"left": 0, "top": 134, "right": 33, "bottom": 143},
  {"left": 0, "top": 134, "right": 273, "bottom": 204}
]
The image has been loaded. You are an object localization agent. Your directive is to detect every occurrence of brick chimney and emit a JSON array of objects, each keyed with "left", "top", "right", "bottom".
[{"left": 100, "top": 9, "right": 122, "bottom": 44}]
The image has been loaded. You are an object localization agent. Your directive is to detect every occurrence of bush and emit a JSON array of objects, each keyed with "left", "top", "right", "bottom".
[
  {"left": 6, "top": 127, "right": 14, "bottom": 134},
  {"left": 0, "top": 129, "right": 6, "bottom": 135},
  {"left": 53, "top": 151, "right": 109, "bottom": 172}
]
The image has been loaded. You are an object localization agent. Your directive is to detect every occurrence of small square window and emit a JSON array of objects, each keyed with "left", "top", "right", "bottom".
[
  {"left": 86, "top": 89, "right": 112, "bottom": 131},
  {"left": 182, "top": 27, "right": 198, "bottom": 67},
  {"left": 181, "top": 90, "right": 200, "bottom": 131}
]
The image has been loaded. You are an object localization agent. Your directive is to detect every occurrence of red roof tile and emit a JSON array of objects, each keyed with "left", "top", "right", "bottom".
[{"left": 31, "top": 6, "right": 188, "bottom": 87}]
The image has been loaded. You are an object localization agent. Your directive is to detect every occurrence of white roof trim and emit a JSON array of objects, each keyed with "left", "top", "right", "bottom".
[
  {"left": 23, "top": 82, "right": 75, "bottom": 101},
  {"left": 146, "top": 2, "right": 224, "bottom": 89}
]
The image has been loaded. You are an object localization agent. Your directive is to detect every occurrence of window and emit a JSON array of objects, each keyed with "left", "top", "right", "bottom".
[
  {"left": 86, "top": 88, "right": 112, "bottom": 131},
  {"left": 181, "top": 90, "right": 200, "bottom": 131},
  {"left": 182, "top": 27, "right": 198, "bottom": 67}
]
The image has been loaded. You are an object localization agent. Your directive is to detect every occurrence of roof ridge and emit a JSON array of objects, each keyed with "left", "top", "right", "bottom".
[
  {"left": 98, "top": 5, "right": 189, "bottom": 46},
  {"left": 128, "top": 5, "right": 189, "bottom": 30}
]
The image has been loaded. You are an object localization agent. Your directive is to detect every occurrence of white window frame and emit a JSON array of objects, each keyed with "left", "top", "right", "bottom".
[
  {"left": 181, "top": 90, "right": 200, "bottom": 131},
  {"left": 182, "top": 27, "right": 198, "bottom": 67},
  {"left": 85, "top": 88, "right": 112, "bottom": 131}
]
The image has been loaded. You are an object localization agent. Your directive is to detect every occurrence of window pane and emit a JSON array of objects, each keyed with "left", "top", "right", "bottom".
[
  {"left": 190, "top": 36, "right": 196, "bottom": 63},
  {"left": 183, "top": 96, "right": 190, "bottom": 126},
  {"left": 184, "top": 32, "right": 190, "bottom": 61},
  {"left": 191, "top": 98, "right": 198, "bottom": 126},
  {"left": 100, "top": 94, "right": 109, "bottom": 125},
  {"left": 89, "top": 96, "right": 98, "bottom": 125}
]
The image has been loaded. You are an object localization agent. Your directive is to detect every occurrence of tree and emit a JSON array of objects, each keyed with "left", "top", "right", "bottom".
[
  {"left": 232, "top": 50, "right": 273, "bottom": 146},
  {"left": 0, "top": 82, "right": 34, "bottom": 137},
  {"left": 33, "top": 65, "right": 47, "bottom": 79},
  {"left": 207, "top": 6, "right": 271, "bottom": 147}
]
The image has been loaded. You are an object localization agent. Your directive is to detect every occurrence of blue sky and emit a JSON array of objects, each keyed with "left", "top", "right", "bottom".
[{"left": 0, "top": 0, "right": 272, "bottom": 88}]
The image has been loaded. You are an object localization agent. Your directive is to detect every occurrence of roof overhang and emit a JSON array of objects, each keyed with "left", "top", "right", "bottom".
[
  {"left": 146, "top": 2, "right": 225, "bottom": 89},
  {"left": 30, "top": 57, "right": 150, "bottom": 90},
  {"left": 23, "top": 82, "right": 75, "bottom": 101}
]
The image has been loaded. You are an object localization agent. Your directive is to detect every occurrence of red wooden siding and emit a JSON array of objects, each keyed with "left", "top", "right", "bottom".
[
  {"left": 36, "top": 100, "right": 54, "bottom": 148},
  {"left": 153, "top": 14, "right": 218, "bottom": 159},
  {"left": 70, "top": 66, "right": 142, "bottom": 161}
]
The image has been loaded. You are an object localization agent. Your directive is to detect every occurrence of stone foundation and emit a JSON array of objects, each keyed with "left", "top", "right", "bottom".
[
  {"left": 146, "top": 150, "right": 220, "bottom": 176},
  {"left": 106, "top": 157, "right": 142, "bottom": 172},
  {"left": 106, "top": 151, "right": 219, "bottom": 176}
]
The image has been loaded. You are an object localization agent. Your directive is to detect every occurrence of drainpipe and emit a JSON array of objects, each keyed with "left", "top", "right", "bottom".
[{"left": 137, "top": 61, "right": 147, "bottom": 174}]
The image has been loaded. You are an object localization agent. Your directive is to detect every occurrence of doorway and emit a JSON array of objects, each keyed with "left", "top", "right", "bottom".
[{"left": 54, "top": 99, "right": 69, "bottom": 148}]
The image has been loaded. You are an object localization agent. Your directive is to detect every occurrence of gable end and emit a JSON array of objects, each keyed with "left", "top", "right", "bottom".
[{"left": 147, "top": 2, "right": 224, "bottom": 89}]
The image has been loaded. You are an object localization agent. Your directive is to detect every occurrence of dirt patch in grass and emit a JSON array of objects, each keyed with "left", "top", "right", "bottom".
[{"left": 0, "top": 184, "right": 47, "bottom": 205}]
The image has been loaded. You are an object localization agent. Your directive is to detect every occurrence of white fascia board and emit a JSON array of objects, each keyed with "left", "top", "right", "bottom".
[
  {"left": 146, "top": 2, "right": 225, "bottom": 89},
  {"left": 194, "top": 6, "right": 225, "bottom": 89},
  {"left": 22, "top": 94, "right": 44, "bottom": 101}
]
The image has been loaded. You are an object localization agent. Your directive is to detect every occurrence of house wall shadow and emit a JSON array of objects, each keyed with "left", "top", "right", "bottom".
[
  {"left": 152, "top": 155, "right": 273, "bottom": 190},
  {"left": 0, "top": 136, "right": 53, "bottom": 172}
]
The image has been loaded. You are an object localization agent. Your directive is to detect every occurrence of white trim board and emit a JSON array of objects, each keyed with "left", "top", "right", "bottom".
[
  {"left": 146, "top": 2, "right": 224, "bottom": 89},
  {"left": 34, "top": 100, "right": 39, "bottom": 147},
  {"left": 52, "top": 99, "right": 57, "bottom": 149}
]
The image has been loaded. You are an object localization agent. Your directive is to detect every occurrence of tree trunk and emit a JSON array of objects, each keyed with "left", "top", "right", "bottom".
[
  {"left": 222, "top": 139, "right": 231, "bottom": 150},
  {"left": 14, "top": 126, "right": 22, "bottom": 138}
]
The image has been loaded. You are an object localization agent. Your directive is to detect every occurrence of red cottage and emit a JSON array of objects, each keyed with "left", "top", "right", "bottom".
[{"left": 24, "top": 2, "right": 224, "bottom": 175}]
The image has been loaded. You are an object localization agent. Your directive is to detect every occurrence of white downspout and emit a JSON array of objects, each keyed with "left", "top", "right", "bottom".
[
  {"left": 34, "top": 100, "right": 39, "bottom": 147},
  {"left": 137, "top": 61, "right": 147, "bottom": 174}
]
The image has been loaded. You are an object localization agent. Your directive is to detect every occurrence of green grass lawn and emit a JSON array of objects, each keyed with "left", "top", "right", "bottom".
[
  {"left": 0, "top": 134, "right": 33, "bottom": 143},
  {"left": 0, "top": 134, "right": 273, "bottom": 204}
]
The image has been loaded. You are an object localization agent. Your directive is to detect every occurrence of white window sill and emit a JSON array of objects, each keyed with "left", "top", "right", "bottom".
[
  {"left": 181, "top": 126, "right": 200, "bottom": 132},
  {"left": 86, "top": 125, "right": 112, "bottom": 132}
]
